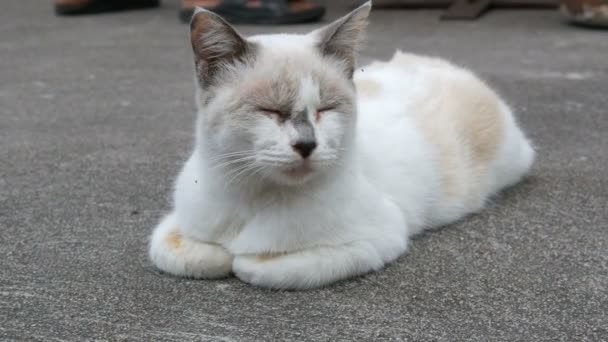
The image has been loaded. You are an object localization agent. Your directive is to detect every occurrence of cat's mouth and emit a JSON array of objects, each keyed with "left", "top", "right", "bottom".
[{"left": 283, "top": 162, "right": 314, "bottom": 179}]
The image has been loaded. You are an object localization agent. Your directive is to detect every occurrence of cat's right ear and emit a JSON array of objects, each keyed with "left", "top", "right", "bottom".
[
  {"left": 190, "top": 8, "right": 255, "bottom": 88},
  {"left": 313, "top": 1, "right": 371, "bottom": 78}
]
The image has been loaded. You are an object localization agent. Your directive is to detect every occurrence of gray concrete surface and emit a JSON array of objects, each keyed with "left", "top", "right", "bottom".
[{"left": 1, "top": 0, "right": 607, "bottom": 341}]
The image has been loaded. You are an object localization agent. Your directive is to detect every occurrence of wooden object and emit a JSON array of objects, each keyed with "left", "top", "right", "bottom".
[{"left": 442, "top": 0, "right": 492, "bottom": 19}]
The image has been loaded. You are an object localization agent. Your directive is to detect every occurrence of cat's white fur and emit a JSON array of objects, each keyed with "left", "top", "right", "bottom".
[{"left": 149, "top": 2, "right": 534, "bottom": 289}]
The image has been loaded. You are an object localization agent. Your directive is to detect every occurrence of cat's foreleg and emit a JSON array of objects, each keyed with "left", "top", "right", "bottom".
[{"left": 232, "top": 236, "right": 407, "bottom": 289}]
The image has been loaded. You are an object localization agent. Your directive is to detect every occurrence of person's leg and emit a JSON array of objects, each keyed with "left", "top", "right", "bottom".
[
  {"left": 179, "top": 0, "right": 326, "bottom": 24},
  {"left": 55, "top": 0, "right": 159, "bottom": 15}
]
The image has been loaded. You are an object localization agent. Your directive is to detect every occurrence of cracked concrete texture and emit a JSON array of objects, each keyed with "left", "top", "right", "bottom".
[{"left": 1, "top": 1, "right": 607, "bottom": 341}]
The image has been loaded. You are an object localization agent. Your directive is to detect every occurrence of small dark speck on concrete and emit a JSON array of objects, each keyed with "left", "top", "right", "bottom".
[{"left": 130, "top": 210, "right": 139, "bottom": 215}]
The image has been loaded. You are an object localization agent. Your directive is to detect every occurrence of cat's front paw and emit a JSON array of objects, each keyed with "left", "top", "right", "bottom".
[
  {"left": 232, "top": 254, "right": 293, "bottom": 289},
  {"left": 232, "top": 240, "right": 399, "bottom": 290},
  {"left": 232, "top": 252, "right": 338, "bottom": 290},
  {"left": 149, "top": 215, "right": 232, "bottom": 279}
]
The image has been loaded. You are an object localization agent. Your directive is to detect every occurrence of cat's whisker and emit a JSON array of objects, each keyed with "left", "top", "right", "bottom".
[
  {"left": 210, "top": 158, "right": 254, "bottom": 170},
  {"left": 208, "top": 150, "right": 256, "bottom": 163},
  {"left": 313, "top": 155, "right": 338, "bottom": 161},
  {"left": 259, "top": 152, "right": 288, "bottom": 158},
  {"left": 208, "top": 150, "right": 255, "bottom": 160},
  {"left": 210, "top": 155, "right": 256, "bottom": 170},
  {"left": 211, "top": 155, "right": 255, "bottom": 164},
  {"left": 227, "top": 164, "right": 264, "bottom": 189},
  {"left": 223, "top": 161, "right": 261, "bottom": 188},
  {"left": 223, "top": 160, "right": 255, "bottom": 177},
  {"left": 314, "top": 161, "right": 338, "bottom": 167},
  {"left": 257, "top": 158, "right": 294, "bottom": 166},
  {"left": 209, "top": 150, "right": 255, "bottom": 158},
  {"left": 259, "top": 155, "right": 294, "bottom": 162},
  {"left": 233, "top": 165, "right": 268, "bottom": 188}
]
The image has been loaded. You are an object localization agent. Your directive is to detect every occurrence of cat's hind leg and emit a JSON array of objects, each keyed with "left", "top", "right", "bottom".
[
  {"left": 232, "top": 237, "right": 407, "bottom": 290},
  {"left": 149, "top": 213, "right": 232, "bottom": 278}
]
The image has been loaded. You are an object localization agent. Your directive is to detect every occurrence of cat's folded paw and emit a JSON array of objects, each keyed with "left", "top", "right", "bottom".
[
  {"left": 149, "top": 216, "right": 232, "bottom": 279},
  {"left": 232, "top": 254, "right": 297, "bottom": 289},
  {"left": 232, "top": 239, "right": 399, "bottom": 289}
]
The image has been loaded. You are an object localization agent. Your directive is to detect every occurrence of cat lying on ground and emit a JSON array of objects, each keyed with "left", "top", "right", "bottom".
[{"left": 149, "top": 1, "right": 535, "bottom": 289}]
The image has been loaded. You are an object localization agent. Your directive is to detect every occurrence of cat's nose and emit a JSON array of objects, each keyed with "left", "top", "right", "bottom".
[{"left": 292, "top": 140, "right": 317, "bottom": 159}]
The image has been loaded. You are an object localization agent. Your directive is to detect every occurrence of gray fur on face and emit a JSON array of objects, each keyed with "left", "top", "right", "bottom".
[{"left": 291, "top": 109, "right": 316, "bottom": 144}]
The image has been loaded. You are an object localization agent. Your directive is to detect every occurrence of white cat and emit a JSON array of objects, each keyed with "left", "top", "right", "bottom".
[{"left": 149, "top": 1, "right": 535, "bottom": 289}]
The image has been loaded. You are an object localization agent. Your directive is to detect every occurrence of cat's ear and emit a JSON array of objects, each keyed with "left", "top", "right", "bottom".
[
  {"left": 314, "top": 1, "right": 371, "bottom": 78},
  {"left": 190, "top": 8, "right": 255, "bottom": 87}
]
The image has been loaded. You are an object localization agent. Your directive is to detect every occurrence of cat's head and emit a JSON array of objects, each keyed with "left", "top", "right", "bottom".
[{"left": 190, "top": 2, "right": 371, "bottom": 187}]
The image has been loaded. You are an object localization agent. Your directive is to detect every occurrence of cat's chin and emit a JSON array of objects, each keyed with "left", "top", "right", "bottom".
[{"left": 270, "top": 164, "right": 318, "bottom": 186}]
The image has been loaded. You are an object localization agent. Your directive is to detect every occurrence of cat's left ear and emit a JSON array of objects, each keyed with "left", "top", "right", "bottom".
[
  {"left": 190, "top": 7, "right": 256, "bottom": 88},
  {"left": 313, "top": 1, "right": 372, "bottom": 78}
]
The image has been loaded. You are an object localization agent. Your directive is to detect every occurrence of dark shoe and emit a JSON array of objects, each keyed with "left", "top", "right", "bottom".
[
  {"left": 55, "top": 0, "right": 160, "bottom": 15},
  {"left": 561, "top": 0, "right": 608, "bottom": 28},
  {"left": 179, "top": 0, "right": 325, "bottom": 24}
]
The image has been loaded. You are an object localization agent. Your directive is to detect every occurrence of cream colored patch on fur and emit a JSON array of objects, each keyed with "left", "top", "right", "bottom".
[
  {"left": 165, "top": 230, "right": 182, "bottom": 249},
  {"left": 355, "top": 78, "right": 382, "bottom": 97},
  {"left": 388, "top": 51, "right": 504, "bottom": 200},
  {"left": 464, "top": 96, "right": 504, "bottom": 163},
  {"left": 256, "top": 252, "right": 286, "bottom": 262}
]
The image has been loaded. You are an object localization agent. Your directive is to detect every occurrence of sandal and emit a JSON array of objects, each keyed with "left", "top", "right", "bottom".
[
  {"left": 179, "top": 0, "right": 325, "bottom": 24},
  {"left": 55, "top": 0, "right": 160, "bottom": 16},
  {"left": 561, "top": 0, "right": 608, "bottom": 28}
]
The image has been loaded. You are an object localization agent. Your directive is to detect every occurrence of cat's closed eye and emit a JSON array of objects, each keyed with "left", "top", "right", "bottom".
[
  {"left": 258, "top": 107, "right": 287, "bottom": 118},
  {"left": 316, "top": 106, "right": 336, "bottom": 120},
  {"left": 257, "top": 106, "right": 336, "bottom": 121}
]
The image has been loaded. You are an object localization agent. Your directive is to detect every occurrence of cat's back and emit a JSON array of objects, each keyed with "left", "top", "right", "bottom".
[
  {"left": 355, "top": 50, "right": 500, "bottom": 124},
  {"left": 355, "top": 51, "right": 534, "bottom": 231},
  {"left": 356, "top": 50, "right": 506, "bottom": 169},
  {"left": 354, "top": 50, "right": 505, "bottom": 180}
]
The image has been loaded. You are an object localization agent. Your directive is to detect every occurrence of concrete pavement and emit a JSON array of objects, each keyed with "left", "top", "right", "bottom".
[{"left": 1, "top": 1, "right": 607, "bottom": 340}]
